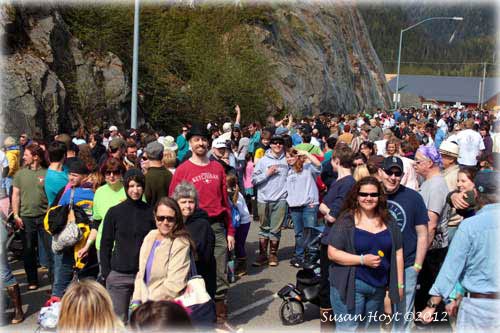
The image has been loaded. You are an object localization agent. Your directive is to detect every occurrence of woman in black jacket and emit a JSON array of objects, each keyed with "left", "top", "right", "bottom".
[
  {"left": 172, "top": 181, "right": 217, "bottom": 299},
  {"left": 327, "top": 176, "right": 404, "bottom": 331},
  {"left": 100, "top": 169, "right": 156, "bottom": 322}
]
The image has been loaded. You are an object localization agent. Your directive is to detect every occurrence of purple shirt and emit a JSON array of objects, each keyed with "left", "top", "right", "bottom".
[{"left": 145, "top": 240, "right": 162, "bottom": 284}]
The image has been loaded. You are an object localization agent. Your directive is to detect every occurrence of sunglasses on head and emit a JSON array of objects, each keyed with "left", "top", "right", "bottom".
[
  {"left": 358, "top": 192, "right": 380, "bottom": 198},
  {"left": 156, "top": 215, "right": 176, "bottom": 223},
  {"left": 384, "top": 169, "right": 403, "bottom": 177}
]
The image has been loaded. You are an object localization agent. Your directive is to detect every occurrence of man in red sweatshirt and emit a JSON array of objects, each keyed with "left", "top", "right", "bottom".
[{"left": 169, "top": 124, "right": 235, "bottom": 327}]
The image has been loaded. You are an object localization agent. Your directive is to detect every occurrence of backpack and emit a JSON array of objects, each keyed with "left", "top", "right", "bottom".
[{"left": 228, "top": 198, "right": 241, "bottom": 229}]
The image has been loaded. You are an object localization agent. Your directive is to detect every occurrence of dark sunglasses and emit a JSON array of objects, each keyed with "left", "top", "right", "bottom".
[
  {"left": 384, "top": 169, "right": 403, "bottom": 177},
  {"left": 358, "top": 192, "right": 380, "bottom": 198},
  {"left": 109, "top": 147, "right": 119, "bottom": 153},
  {"left": 156, "top": 215, "right": 176, "bottom": 223},
  {"left": 270, "top": 141, "right": 283, "bottom": 145},
  {"left": 105, "top": 170, "right": 120, "bottom": 176}
]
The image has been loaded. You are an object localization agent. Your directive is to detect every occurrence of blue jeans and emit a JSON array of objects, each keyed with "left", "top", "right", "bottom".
[
  {"left": 52, "top": 249, "right": 75, "bottom": 297},
  {"left": 0, "top": 224, "right": 17, "bottom": 287},
  {"left": 393, "top": 266, "right": 419, "bottom": 332},
  {"left": 330, "top": 279, "right": 385, "bottom": 332},
  {"left": 290, "top": 204, "right": 319, "bottom": 259}
]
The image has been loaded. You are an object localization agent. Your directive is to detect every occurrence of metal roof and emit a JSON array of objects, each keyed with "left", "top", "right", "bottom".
[{"left": 387, "top": 75, "right": 500, "bottom": 103}]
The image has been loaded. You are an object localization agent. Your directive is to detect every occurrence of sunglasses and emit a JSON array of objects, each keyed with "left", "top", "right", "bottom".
[
  {"left": 270, "top": 141, "right": 283, "bottom": 145},
  {"left": 358, "top": 192, "right": 380, "bottom": 198},
  {"left": 384, "top": 169, "right": 403, "bottom": 177},
  {"left": 105, "top": 170, "right": 120, "bottom": 176},
  {"left": 109, "top": 147, "right": 119, "bottom": 153},
  {"left": 156, "top": 215, "right": 176, "bottom": 223}
]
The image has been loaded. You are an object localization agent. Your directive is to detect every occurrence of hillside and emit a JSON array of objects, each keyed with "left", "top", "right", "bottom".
[{"left": 359, "top": 2, "right": 497, "bottom": 77}]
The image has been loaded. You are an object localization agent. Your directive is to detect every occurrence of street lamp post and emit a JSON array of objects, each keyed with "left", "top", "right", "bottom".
[
  {"left": 130, "top": 0, "right": 140, "bottom": 129},
  {"left": 394, "top": 16, "right": 463, "bottom": 110}
]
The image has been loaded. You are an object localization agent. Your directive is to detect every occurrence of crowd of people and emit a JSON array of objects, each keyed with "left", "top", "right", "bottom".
[{"left": 0, "top": 104, "right": 499, "bottom": 332}]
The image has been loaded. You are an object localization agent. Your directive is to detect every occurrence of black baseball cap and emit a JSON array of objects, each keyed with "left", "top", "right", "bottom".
[{"left": 382, "top": 156, "right": 403, "bottom": 172}]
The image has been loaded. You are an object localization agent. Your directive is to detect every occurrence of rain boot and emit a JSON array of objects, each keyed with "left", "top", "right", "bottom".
[
  {"left": 6, "top": 284, "right": 24, "bottom": 324},
  {"left": 269, "top": 240, "right": 280, "bottom": 266},
  {"left": 252, "top": 238, "right": 269, "bottom": 267},
  {"left": 320, "top": 307, "right": 333, "bottom": 333},
  {"left": 235, "top": 257, "right": 247, "bottom": 277}
]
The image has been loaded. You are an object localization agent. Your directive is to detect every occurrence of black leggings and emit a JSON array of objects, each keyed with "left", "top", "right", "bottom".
[{"left": 319, "top": 243, "right": 331, "bottom": 308}]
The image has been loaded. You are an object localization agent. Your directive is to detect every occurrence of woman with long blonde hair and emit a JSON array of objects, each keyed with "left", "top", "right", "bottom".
[{"left": 57, "top": 279, "right": 123, "bottom": 333}]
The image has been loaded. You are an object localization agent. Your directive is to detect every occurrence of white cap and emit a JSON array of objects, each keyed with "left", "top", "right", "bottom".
[
  {"left": 212, "top": 137, "right": 227, "bottom": 149},
  {"left": 222, "top": 122, "right": 232, "bottom": 133},
  {"left": 109, "top": 125, "right": 118, "bottom": 132}
]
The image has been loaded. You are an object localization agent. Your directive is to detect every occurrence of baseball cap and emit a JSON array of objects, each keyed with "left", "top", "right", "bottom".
[
  {"left": 439, "top": 140, "right": 459, "bottom": 158},
  {"left": 382, "top": 156, "right": 403, "bottom": 172},
  {"left": 109, "top": 125, "right": 118, "bottom": 132},
  {"left": 222, "top": 122, "right": 232, "bottom": 133},
  {"left": 212, "top": 137, "right": 228, "bottom": 149},
  {"left": 474, "top": 170, "right": 499, "bottom": 194},
  {"left": 144, "top": 141, "right": 164, "bottom": 160}
]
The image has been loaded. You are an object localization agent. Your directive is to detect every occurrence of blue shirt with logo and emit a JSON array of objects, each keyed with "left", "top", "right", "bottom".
[{"left": 386, "top": 185, "right": 428, "bottom": 268}]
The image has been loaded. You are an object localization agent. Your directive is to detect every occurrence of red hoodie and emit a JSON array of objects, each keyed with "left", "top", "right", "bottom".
[{"left": 169, "top": 160, "right": 235, "bottom": 237}]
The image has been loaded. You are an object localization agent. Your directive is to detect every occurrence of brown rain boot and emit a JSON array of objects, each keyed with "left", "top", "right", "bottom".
[
  {"left": 6, "top": 284, "right": 24, "bottom": 324},
  {"left": 235, "top": 257, "right": 247, "bottom": 277},
  {"left": 320, "top": 308, "right": 334, "bottom": 333},
  {"left": 269, "top": 240, "right": 280, "bottom": 267},
  {"left": 252, "top": 238, "right": 269, "bottom": 267}
]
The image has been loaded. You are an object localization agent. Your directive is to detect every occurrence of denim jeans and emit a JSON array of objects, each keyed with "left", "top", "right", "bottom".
[
  {"left": 0, "top": 223, "right": 17, "bottom": 287},
  {"left": 289, "top": 204, "right": 319, "bottom": 259},
  {"left": 20, "top": 215, "right": 53, "bottom": 284},
  {"left": 330, "top": 279, "right": 385, "bottom": 332},
  {"left": 52, "top": 249, "right": 75, "bottom": 297},
  {"left": 456, "top": 297, "right": 500, "bottom": 333},
  {"left": 257, "top": 200, "right": 288, "bottom": 240},
  {"left": 234, "top": 222, "right": 250, "bottom": 259},
  {"left": 392, "top": 266, "right": 419, "bottom": 332}
]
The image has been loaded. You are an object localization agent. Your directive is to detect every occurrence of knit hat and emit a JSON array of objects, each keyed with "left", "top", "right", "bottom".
[
  {"left": 474, "top": 170, "right": 499, "bottom": 195},
  {"left": 69, "top": 159, "right": 90, "bottom": 175}
]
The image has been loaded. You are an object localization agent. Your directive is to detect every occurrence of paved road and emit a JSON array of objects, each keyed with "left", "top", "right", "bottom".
[{"left": 2, "top": 219, "right": 321, "bottom": 332}]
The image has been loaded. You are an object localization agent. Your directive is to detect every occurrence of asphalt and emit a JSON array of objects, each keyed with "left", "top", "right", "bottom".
[{"left": 2, "top": 219, "right": 321, "bottom": 333}]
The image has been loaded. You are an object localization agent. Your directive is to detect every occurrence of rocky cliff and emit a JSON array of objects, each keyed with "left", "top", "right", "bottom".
[
  {"left": 1, "top": 4, "right": 129, "bottom": 138},
  {"left": 1, "top": 3, "right": 391, "bottom": 138},
  {"left": 250, "top": 3, "right": 391, "bottom": 115}
]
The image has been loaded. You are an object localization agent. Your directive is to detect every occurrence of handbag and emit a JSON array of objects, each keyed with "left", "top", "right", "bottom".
[
  {"left": 51, "top": 189, "right": 83, "bottom": 253},
  {"left": 175, "top": 251, "right": 216, "bottom": 328}
]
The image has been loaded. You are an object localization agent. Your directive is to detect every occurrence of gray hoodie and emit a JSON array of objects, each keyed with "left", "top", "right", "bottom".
[{"left": 252, "top": 149, "right": 288, "bottom": 203}]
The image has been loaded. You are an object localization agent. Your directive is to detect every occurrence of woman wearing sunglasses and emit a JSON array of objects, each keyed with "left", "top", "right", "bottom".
[
  {"left": 131, "top": 197, "right": 195, "bottom": 310},
  {"left": 328, "top": 176, "right": 404, "bottom": 331},
  {"left": 100, "top": 169, "right": 156, "bottom": 322}
]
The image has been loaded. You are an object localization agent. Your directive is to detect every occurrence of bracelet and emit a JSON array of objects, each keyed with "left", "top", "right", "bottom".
[
  {"left": 414, "top": 263, "right": 422, "bottom": 271},
  {"left": 398, "top": 283, "right": 405, "bottom": 289},
  {"left": 360, "top": 254, "right": 364, "bottom": 266}
]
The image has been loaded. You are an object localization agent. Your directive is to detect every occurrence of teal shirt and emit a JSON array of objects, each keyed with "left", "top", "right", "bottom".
[{"left": 45, "top": 168, "right": 69, "bottom": 206}]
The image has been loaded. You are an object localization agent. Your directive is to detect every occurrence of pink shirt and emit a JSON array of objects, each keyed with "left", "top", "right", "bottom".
[{"left": 243, "top": 161, "right": 254, "bottom": 190}]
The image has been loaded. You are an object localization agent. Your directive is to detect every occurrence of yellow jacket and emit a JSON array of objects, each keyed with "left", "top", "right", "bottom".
[
  {"left": 132, "top": 230, "right": 191, "bottom": 303},
  {"left": 5, "top": 148, "right": 20, "bottom": 177}
]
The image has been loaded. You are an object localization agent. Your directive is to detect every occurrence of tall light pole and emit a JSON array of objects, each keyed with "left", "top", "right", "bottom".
[
  {"left": 394, "top": 16, "right": 463, "bottom": 110},
  {"left": 130, "top": 0, "right": 140, "bottom": 129}
]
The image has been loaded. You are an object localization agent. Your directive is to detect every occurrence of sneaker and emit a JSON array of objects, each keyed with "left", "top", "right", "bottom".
[
  {"left": 44, "top": 296, "right": 61, "bottom": 307},
  {"left": 290, "top": 257, "right": 303, "bottom": 268}
]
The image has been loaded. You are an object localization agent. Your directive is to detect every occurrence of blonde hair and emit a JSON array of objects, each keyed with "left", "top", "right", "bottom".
[
  {"left": 162, "top": 150, "right": 177, "bottom": 169},
  {"left": 57, "top": 280, "right": 123, "bottom": 333},
  {"left": 353, "top": 164, "right": 370, "bottom": 181}
]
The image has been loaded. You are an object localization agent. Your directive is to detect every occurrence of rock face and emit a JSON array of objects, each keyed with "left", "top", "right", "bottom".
[
  {"left": 1, "top": 4, "right": 129, "bottom": 138},
  {"left": 250, "top": 3, "right": 391, "bottom": 115},
  {"left": 1, "top": 3, "right": 390, "bottom": 137}
]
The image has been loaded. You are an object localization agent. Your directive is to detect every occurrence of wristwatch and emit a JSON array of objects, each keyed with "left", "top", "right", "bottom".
[{"left": 426, "top": 298, "right": 438, "bottom": 308}]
